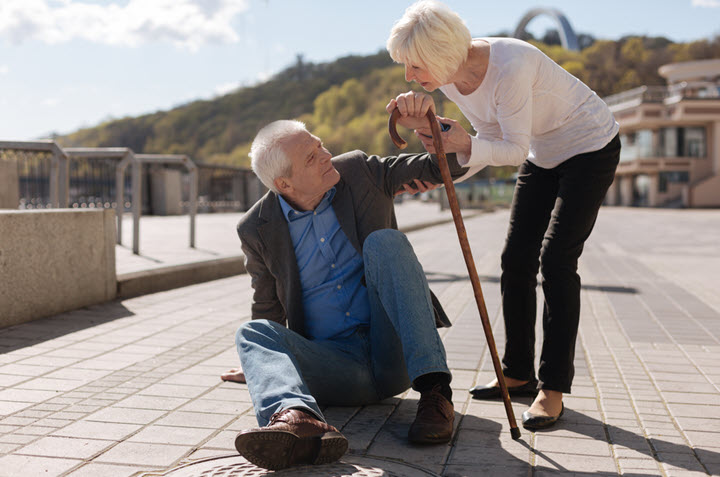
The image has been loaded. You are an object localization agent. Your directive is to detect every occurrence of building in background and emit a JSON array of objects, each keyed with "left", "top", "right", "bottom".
[{"left": 604, "top": 59, "right": 720, "bottom": 207}]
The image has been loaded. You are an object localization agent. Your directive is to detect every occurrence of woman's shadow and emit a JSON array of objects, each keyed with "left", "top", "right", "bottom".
[{"left": 455, "top": 396, "right": 716, "bottom": 476}]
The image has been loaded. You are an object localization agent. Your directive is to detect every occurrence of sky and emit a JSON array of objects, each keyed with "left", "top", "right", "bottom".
[{"left": 1, "top": 0, "right": 719, "bottom": 141}]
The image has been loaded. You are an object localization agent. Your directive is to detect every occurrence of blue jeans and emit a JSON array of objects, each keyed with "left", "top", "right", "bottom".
[{"left": 236, "top": 229, "right": 450, "bottom": 426}]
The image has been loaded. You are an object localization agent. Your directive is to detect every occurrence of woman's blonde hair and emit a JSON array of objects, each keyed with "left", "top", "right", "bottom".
[{"left": 386, "top": 0, "right": 472, "bottom": 84}]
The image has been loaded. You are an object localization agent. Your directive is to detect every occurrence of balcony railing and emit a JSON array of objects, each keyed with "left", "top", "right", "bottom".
[{"left": 605, "top": 82, "right": 720, "bottom": 108}]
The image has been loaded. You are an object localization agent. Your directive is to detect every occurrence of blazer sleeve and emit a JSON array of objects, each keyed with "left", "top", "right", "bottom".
[
  {"left": 362, "top": 151, "right": 470, "bottom": 197},
  {"left": 239, "top": 231, "right": 286, "bottom": 326}
]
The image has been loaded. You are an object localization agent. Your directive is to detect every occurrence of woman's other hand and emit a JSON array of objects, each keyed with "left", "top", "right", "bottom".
[
  {"left": 394, "top": 179, "right": 442, "bottom": 196},
  {"left": 414, "top": 116, "right": 472, "bottom": 157}
]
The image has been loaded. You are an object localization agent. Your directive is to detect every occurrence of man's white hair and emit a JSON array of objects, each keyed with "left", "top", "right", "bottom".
[
  {"left": 386, "top": 0, "right": 472, "bottom": 85},
  {"left": 249, "top": 119, "right": 308, "bottom": 194}
]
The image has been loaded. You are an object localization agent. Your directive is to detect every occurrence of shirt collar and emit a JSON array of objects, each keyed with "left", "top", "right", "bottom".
[{"left": 278, "top": 187, "right": 336, "bottom": 222}]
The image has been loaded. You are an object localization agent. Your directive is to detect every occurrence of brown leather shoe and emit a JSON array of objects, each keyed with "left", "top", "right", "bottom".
[
  {"left": 408, "top": 384, "right": 454, "bottom": 444},
  {"left": 234, "top": 408, "right": 348, "bottom": 470}
]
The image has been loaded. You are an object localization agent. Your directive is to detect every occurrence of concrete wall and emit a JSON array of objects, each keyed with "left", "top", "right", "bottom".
[
  {"left": 691, "top": 174, "right": 720, "bottom": 207},
  {"left": 0, "top": 161, "right": 19, "bottom": 209},
  {"left": 0, "top": 209, "right": 116, "bottom": 328}
]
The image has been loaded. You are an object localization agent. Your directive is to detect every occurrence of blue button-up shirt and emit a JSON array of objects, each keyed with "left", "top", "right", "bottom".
[{"left": 278, "top": 188, "right": 370, "bottom": 341}]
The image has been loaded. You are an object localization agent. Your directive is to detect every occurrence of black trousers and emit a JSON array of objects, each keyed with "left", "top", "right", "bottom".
[{"left": 500, "top": 135, "right": 620, "bottom": 393}]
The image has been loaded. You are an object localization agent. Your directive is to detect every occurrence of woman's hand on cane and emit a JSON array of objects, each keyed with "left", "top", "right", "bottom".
[{"left": 414, "top": 116, "right": 472, "bottom": 157}]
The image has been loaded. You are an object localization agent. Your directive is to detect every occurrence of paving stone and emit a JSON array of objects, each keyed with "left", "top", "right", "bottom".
[
  {"left": 65, "top": 462, "right": 157, "bottom": 477},
  {"left": 617, "top": 457, "right": 663, "bottom": 472},
  {"left": 51, "top": 420, "right": 141, "bottom": 440},
  {"left": 95, "top": 441, "right": 192, "bottom": 466},
  {"left": 127, "top": 425, "right": 215, "bottom": 446},
  {"left": 534, "top": 434, "right": 612, "bottom": 457},
  {"left": 14, "top": 425, "right": 57, "bottom": 436},
  {"left": 114, "top": 395, "right": 190, "bottom": 411},
  {"left": 177, "top": 398, "right": 251, "bottom": 415},
  {"left": 444, "top": 463, "right": 530, "bottom": 476},
  {"left": 137, "top": 383, "right": 208, "bottom": 399},
  {"left": 0, "top": 454, "right": 81, "bottom": 475},
  {"left": 153, "top": 411, "right": 235, "bottom": 429},
  {"left": 0, "top": 389, "right": 59, "bottom": 403},
  {"left": 15, "top": 435, "right": 115, "bottom": 459},
  {"left": 33, "top": 417, "right": 76, "bottom": 428},
  {"left": 340, "top": 404, "right": 395, "bottom": 452},
  {"left": 534, "top": 453, "right": 618, "bottom": 473},
  {"left": 0, "top": 374, "right": 30, "bottom": 387},
  {"left": 198, "top": 430, "right": 236, "bottom": 450},
  {"left": 0, "top": 433, "right": 39, "bottom": 444},
  {"left": 85, "top": 407, "right": 166, "bottom": 425},
  {"left": 225, "top": 414, "right": 261, "bottom": 432}
]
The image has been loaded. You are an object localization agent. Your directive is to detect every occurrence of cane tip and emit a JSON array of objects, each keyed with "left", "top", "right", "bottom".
[{"left": 511, "top": 427, "right": 521, "bottom": 440}]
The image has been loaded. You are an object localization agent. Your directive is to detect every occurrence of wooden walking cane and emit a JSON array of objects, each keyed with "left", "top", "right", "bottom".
[{"left": 389, "top": 108, "right": 521, "bottom": 440}]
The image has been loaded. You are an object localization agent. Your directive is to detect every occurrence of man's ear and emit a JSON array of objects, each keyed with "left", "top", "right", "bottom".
[{"left": 274, "top": 176, "right": 292, "bottom": 194}]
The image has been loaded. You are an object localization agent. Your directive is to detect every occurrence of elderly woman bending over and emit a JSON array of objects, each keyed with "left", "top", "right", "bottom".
[{"left": 386, "top": 0, "right": 620, "bottom": 430}]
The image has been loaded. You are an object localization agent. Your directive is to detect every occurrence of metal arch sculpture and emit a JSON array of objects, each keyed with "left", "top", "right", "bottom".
[{"left": 513, "top": 8, "right": 580, "bottom": 51}]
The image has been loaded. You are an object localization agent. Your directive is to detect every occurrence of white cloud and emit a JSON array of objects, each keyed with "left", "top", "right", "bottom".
[
  {"left": 692, "top": 0, "right": 720, "bottom": 7},
  {"left": 256, "top": 70, "right": 273, "bottom": 83},
  {"left": 0, "top": 65, "right": 8, "bottom": 75},
  {"left": 0, "top": 0, "right": 250, "bottom": 51},
  {"left": 213, "top": 81, "right": 241, "bottom": 97},
  {"left": 42, "top": 98, "right": 61, "bottom": 107}
]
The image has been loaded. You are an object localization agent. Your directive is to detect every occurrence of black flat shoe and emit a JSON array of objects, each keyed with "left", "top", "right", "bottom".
[
  {"left": 469, "top": 379, "right": 538, "bottom": 400},
  {"left": 522, "top": 403, "right": 564, "bottom": 430}
]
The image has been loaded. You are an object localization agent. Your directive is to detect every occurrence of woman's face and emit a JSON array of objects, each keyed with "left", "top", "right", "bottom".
[{"left": 404, "top": 63, "right": 440, "bottom": 92}]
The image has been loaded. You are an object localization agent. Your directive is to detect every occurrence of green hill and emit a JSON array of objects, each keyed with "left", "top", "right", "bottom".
[{"left": 56, "top": 36, "right": 720, "bottom": 172}]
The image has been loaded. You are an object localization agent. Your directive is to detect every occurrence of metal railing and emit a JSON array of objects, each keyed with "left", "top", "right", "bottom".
[
  {"left": 1, "top": 140, "right": 264, "bottom": 256},
  {"left": 62, "top": 148, "right": 139, "bottom": 250},
  {"left": 196, "top": 164, "right": 262, "bottom": 212},
  {"left": 136, "top": 154, "right": 198, "bottom": 252},
  {"left": 0, "top": 140, "right": 68, "bottom": 208}
]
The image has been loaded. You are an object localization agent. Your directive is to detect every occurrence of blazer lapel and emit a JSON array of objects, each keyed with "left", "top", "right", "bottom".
[
  {"left": 332, "top": 178, "right": 362, "bottom": 253},
  {"left": 256, "top": 192, "right": 305, "bottom": 333}
]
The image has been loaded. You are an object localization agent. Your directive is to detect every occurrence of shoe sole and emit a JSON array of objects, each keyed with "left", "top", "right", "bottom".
[
  {"left": 408, "top": 432, "right": 452, "bottom": 445},
  {"left": 235, "top": 429, "right": 348, "bottom": 470}
]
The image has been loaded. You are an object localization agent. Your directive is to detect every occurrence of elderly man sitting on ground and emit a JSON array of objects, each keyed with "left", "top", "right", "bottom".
[{"left": 231, "top": 117, "right": 468, "bottom": 470}]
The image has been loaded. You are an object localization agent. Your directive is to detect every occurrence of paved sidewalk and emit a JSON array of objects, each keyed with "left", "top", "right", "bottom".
[{"left": 0, "top": 207, "right": 718, "bottom": 476}]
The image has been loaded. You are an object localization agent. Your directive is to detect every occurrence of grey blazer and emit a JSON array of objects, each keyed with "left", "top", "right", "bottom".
[{"left": 237, "top": 149, "right": 469, "bottom": 338}]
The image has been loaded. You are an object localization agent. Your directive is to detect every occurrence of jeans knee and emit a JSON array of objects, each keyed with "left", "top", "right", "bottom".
[
  {"left": 236, "top": 319, "right": 281, "bottom": 348},
  {"left": 363, "top": 229, "right": 411, "bottom": 265}
]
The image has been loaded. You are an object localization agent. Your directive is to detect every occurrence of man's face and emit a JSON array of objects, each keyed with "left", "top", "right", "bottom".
[{"left": 279, "top": 130, "right": 340, "bottom": 208}]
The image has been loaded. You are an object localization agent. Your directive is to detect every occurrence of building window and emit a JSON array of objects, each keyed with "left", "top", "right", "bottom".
[
  {"left": 658, "top": 128, "right": 678, "bottom": 157},
  {"left": 620, "top": 127, "right": 706, "bottom": 161},
  {"left": 683, "top": 127, "right": 706, "bottom": 158},
  {"left": 658, "top": 171, "right": 690, "bottom": 192},
  {"left": 620, "top": 130, "right": 653, "bottom": 162}
]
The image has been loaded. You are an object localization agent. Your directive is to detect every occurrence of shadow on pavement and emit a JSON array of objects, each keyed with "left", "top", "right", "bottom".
[
  {"left": 0, "top": 301, "right": 135, "bottom": 353},
  {"left": 462, "top": 400, "right": 714, "bottom": 475},
  {"left": 424, "top": 271, "right": 637, "bottom": 294}
]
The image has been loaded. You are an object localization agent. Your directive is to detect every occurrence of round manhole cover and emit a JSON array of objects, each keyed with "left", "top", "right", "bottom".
[{"left": 142, "top": 454, "right": 440, "bottom": 477}]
